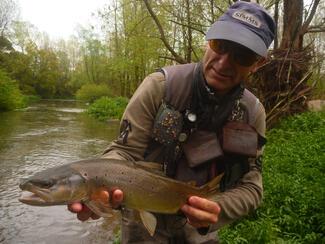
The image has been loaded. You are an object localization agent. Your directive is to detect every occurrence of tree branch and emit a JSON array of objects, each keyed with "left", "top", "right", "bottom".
[
  {"left": 301, "top": 0, "right": 321, "bottom": 34},
  {"left": 306, "top": 26, "right": 325, "bottom": 33},
  {"left": 158, "top": 55, "right": 178, "bottom": 62},
  {"left": 142, "top": 0, "right": 187, "bottom": 64},
  {"left": 169, "top": 20, "right": 205, "bottom": 35}
]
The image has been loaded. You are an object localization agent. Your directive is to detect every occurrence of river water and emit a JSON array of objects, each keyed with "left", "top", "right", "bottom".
[{"left": 0, "top": 100, "right": 121, "bottom": 244}]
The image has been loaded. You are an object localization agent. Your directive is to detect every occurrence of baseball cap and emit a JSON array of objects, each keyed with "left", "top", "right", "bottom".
[{"left": 205, "top": 1, "right": 276, "bottom": 57}]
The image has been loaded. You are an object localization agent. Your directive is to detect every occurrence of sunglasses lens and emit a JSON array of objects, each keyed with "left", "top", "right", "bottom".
[
  {"left": 209, "top": 40, "right": 227, "bottom": 54},
  {"left": 234, "top": 45, "right": 258, "bottom": 66},
  {"left": 209, "top": 40, "right": 258, "bottom": 67}
]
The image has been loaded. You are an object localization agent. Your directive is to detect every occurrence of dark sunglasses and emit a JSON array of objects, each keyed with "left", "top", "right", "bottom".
[{"left": 208, "top": 39, "right": 259, "bottom": 67}]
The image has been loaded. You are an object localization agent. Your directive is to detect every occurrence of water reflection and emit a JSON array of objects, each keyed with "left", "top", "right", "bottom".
[{"left": 0, "top": 100, "right": 121, "bottom": 244}]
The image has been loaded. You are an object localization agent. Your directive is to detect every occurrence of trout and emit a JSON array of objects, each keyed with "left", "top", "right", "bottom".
[{"left": 19, "top": 158, "right": 222, "bottom": 236}]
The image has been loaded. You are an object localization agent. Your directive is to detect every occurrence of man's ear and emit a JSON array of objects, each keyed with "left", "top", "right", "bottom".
[{"left": 252, "top": 57, "right": 267, "bottom": 73}]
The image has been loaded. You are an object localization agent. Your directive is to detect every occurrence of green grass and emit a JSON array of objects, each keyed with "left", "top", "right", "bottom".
[{"left": 219, "top": 111, "right": 325, "bottom": 243}]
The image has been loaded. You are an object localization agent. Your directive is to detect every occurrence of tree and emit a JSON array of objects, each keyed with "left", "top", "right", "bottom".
[
  {"left": 0, "top": 0, "right": 17, "bottom": 36},
  {"left": 280, "top": 0, "right": 321, "bottom": 50},
  {"left": 250, "top": 0, "right": 323, "bottom": 127}
]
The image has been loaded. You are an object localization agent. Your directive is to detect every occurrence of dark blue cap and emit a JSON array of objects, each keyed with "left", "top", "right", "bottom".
[{"left": 206, "top": 1, "right": 276, "bottom": 57}]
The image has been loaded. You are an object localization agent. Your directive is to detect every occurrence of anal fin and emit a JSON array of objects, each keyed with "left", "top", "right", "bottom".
[{"left": 139, "top": 210, "right": 157, "bottom": 236}]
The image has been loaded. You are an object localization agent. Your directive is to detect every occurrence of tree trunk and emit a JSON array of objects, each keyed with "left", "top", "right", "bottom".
[
  {"left": 273, "top": 0, "right": 279, "bottom": 49},
  {"left": 185, "top": 0, "right": 192, "bottom": 63},
  {"left": 280, "top": 0, "right": 304, "bottom": 50}
]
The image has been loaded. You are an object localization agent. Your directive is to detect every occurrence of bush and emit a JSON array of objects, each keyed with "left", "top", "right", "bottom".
[
  {"left": 75, "top": 83, "right": 112, "bottom": 103},
  {"left": 87, "top": 96, "right": 129, "bottom": 121},
  {"left": 23, "top": 95, "right": 41, "bottom": 105},
  {"left": 0, "top": 69, "right": 26, "bottom": 111},
  {"left": 219, "top": 111, "right": 325, "bottom": 243}
]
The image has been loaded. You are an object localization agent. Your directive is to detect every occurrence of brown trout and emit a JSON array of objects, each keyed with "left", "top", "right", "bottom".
[{"left": 19, "top": 158, "right": 222, "bottom": 235}]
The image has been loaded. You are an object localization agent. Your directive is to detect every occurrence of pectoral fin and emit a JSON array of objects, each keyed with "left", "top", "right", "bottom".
[
  {"left": 85, "top": 200, "right": 113, "bottom": 218},
  {"left": 139, "top": 210, "right": 157, "bottom": 236}
]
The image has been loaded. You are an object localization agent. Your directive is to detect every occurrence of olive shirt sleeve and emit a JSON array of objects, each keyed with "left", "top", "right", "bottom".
[
  {"left": 210, "top": 102, "right": 266, "bottom": 231},
  {"left": 102, "top": 72, "right": 165, "bottom": 161}
]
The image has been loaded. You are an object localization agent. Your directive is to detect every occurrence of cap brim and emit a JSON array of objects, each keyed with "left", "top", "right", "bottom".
[{"left": 206, "top": 21, "right": 267, "bottom": 57}]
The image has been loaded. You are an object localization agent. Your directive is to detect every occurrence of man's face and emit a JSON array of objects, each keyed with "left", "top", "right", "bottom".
[{"left": 203, "top": 39, "right": 262, "bottom": 95}]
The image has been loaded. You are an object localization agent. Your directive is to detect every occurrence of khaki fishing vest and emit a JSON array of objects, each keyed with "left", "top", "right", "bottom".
[
  {"left": 149, "top": 63, "right": 262, "bottom": 189},
  {"left": 162, "top": 63, "right": 260, "bottom": 125}
]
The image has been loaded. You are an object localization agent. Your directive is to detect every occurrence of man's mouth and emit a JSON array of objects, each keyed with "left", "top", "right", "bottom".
[{"left": 213, "top": 69, "right": 233, "bottom": 80}]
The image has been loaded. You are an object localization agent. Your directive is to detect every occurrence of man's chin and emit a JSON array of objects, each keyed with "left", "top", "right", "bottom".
[
  {"left": 206, "top": 77, "right": 232, "bottom": 94},
  {"left": 208, "top": 83, "right": 231, "bottom": 95}
]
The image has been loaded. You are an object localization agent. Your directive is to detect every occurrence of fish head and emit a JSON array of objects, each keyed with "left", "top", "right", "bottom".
[{"left": 19, "top": 164, "right": 89, "bottom": 206}]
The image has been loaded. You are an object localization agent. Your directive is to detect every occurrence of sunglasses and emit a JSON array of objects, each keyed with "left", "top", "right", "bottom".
[{"left": 208, "top": 39, "right": 259, "bottom": 67}]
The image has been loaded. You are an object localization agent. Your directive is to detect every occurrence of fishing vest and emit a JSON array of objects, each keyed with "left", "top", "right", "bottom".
[{"left": 149, "top": 63, "right": 263, "bottom": 190}]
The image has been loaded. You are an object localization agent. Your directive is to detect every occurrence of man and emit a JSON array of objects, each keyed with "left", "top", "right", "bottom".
[{"left": 69, "top": 1, "right": 275, "bottom": 243}]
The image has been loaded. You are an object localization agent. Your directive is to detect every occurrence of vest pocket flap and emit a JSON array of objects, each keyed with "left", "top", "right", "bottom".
[
  {"left": 183, "top": 130, "right": 223, "bottom": 168},
  {"left": 222, "top": 121, "right": 258, "bottom": 157}
]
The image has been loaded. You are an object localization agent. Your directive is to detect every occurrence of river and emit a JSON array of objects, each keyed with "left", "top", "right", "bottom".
[{"left": 0, "top": 100, "right": 121, "bottom": 244}]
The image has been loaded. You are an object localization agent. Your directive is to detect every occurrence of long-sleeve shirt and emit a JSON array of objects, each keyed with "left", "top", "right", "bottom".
[{"left": 102, "top": 70, "right": 266, "bottom": 233}]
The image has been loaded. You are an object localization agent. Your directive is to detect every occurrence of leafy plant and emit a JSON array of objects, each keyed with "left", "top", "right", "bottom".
[
  {"left": 0, "top": 69, "right": 26, "bottom": 111},
  {"left": 76, "top": 83, "right": 112, "bottom": 103},
  {"left": 219, "top": 111, "right": 325, "bottom": 243},
  {"left": 87, "top": 96, "right": 128, "bottom": 121}
]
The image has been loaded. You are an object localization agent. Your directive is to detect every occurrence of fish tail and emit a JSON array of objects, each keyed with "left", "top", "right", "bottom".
[{"left": 199, "top": 173, "right": 224, "bottom": 197}]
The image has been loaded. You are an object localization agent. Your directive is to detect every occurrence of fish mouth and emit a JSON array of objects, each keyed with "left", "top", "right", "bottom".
[{"left": 19, "top": 183, "right": 56, "bottom": 206}]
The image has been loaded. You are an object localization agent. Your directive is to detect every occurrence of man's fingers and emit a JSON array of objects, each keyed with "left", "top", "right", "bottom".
[
  {"left": 187, "top": 218, "right": 210, "bottom": 228},
  {"left": 181, "top": 204, "right": 218, "bottom": 225},
  {"left": 76, "top": 206, "right": 92, "bottom": 221},
  {"left": 188, "top": 196, "right": 220, "bottom": 214},
  {"left": 90, "top": 212, "right": 100, "bottom": 220},
  {"left": 77, "top": 212, "right": 92, "bottom": 221},
  {"left": 68, "top": 202, "right": 83, "bottom": 213},
  {"left": 68, "top": 189, "right": 123, "bottom": 222},
  {"left": 111, "top": 189, "right": 123, "bottom": 209},
  {"left": 68, "top": 203, "right": 95, "bottom": 221}
]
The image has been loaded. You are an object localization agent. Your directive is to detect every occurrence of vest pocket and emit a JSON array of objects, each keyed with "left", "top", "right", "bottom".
[
  {"left": 222, "top": 121, "right": 258, "bottom": 157},
  {"left": 182, "top": 130, "right": 223, "bottom": 168}
]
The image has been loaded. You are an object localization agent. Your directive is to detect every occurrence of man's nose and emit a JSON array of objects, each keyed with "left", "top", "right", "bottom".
[{"left": 217, "top": 52, "right": 233, "bottom": 67}]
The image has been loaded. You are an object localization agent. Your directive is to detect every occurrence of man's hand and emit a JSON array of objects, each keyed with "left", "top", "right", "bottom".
[
  {"left": 67, "top": 189, "right": 124, "bottom": 221},
  {"left": 181, "top": 196, "right": 221, "bottom": 228}
]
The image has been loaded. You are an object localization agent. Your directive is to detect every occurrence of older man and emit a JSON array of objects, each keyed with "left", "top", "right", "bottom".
[{"left": 69, "top": 1, "right": 275, "bottom": 243}]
